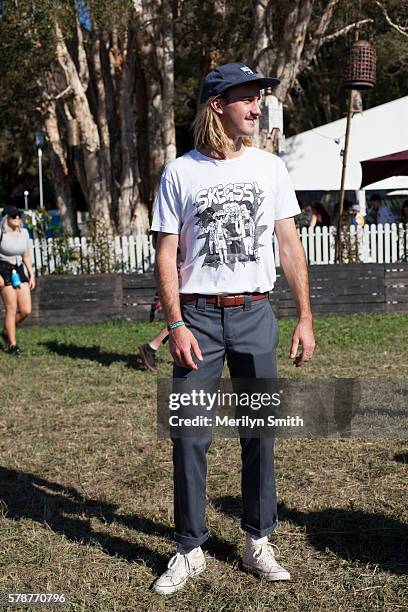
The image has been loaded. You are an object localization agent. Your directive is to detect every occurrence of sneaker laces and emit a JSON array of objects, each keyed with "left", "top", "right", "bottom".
[
  {"left": 253, "top": 542, "right": 280, "bottom": 562},
  {"left": 161, "top": 552, "right": 188, "bottom": 580},
  {"left": 167, "top": 552, "right": 184, "bottom": 569}
]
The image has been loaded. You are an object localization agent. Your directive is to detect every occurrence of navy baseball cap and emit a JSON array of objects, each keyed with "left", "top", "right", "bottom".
[
  {"left": 2, "top": 205, "right": 21, "bottom": 217},
  {"left": 200, "top": 62, "right": 280, "bottom": 104}
]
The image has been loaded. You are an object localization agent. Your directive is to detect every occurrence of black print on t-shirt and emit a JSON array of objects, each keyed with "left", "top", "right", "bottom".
[{"left": 194, "top": 181, "right": 267, "bottom": 270}]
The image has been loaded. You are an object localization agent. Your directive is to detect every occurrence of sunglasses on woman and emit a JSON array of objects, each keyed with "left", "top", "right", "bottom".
[{"left": 9, "top": 213, "right": 21, "bottom": 219}]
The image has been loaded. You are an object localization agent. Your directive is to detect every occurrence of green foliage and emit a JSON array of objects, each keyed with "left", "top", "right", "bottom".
[
  {"left": 24, "top": 207, "right": 51, "bottom": 241},
  {"left": 340, "top": 223, "right": 362, "bottom": 264},
  {"left": 25, "top": 207, "right": 78, "bottom": 274},
  {"left": 0, "top": 0, "right": 61, "bottom": 202}
]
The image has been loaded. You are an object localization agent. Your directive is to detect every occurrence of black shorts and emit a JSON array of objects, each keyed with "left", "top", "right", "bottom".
[{"left": 0, "top": 261, "right": 29, "bottom": 287}]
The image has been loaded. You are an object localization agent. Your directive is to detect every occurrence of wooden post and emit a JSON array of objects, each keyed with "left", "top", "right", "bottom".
[{"left": 335, "top": 89, "right": 353, "bottom": 263}]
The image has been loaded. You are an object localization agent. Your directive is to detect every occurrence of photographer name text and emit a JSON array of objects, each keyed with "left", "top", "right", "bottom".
[{"left": 169, "top": 415, "right": 304, "bottom": 428}]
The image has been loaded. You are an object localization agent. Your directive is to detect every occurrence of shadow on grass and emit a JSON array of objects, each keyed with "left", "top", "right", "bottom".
[
  {"left": 212, "top": 495, "right": 408, "bottom": 576},
  {"left": 394, "top": 451, "right": 408, "bottom": 464},
  {"left": 40, "top": 341, "right": 147, "bottom": 371},
  {"left": 0, "top": 467, "right": 237, "bottom": 574}
]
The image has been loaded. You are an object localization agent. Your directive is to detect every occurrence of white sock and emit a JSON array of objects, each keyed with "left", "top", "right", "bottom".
[{"left": 246, "top": 533, "right": 268, "bottom": 548}]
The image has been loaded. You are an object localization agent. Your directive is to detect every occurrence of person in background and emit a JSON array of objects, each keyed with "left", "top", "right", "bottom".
[
  {"left": 399, "top": 200, "right": 408, "bottom": 261},
  {"left": 138, "top": 235, "right": 182, "bottom": 372},
  {"left": 400, "top": 200, "right": 408, "bottom": 224},
  {"left": 364, "top": 195, "right": 378, "bottom": 225},
  {"left": 0, "top": 205, "right": 35, "bottom": 355},
  {"left": 365, "top": 194, "right": 397, "bottom": 226},
  {"left": 348, "top": 204, "right": 365, "bottom": 229},
  {"left": 297, "top": 202, "right": 313, "bottom": 228},
  {"left": 138, "top": 327, "right": 169, "bottom": 372},
  {"left": 309, "top": 202, "right": 330, "bottom": 228},
  {"left": 331, "top": 199, "right": 354, "bottom": 228}
]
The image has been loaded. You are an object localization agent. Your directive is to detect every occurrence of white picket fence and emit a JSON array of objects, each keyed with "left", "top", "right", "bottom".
[
  {"left": 29, "top": 223, "right": 408, "bottom": 276},
  {"left": 274, "top": 223, "right": 408, "bottom": 267}
]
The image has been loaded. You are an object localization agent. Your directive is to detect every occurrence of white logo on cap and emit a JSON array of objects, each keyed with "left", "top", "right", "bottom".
[{"left": 240, "top": 66, "right": 254, "bottom": 75}]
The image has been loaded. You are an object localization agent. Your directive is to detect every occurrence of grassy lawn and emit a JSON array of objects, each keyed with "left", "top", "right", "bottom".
[{"left": 0, "top": 314, "right": 407, "bottom": 611}]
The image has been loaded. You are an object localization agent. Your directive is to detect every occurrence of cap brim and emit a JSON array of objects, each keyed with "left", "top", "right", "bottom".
[
  {"left": 220, "top": 75, "right": 280, "bottom": 96},
  {"left": 200, "top": 74, "right": 280, "bottom": 104},
  {"left": 254, "top": 76, "right": 281, "bottom": 89}
]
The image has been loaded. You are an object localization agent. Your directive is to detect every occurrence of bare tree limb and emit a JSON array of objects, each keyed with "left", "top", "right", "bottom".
[
  {"left": 374, "top": 0, "right": 408, "bottom": 38},
  {"left": 299, "top": 0, "right": 340, "bottom": 72},
  {"left": 76, "top": 18, "right": 90, "bottom": 91},
  {"left": 54, "top": 85, "right": 72, "bottom": 100},
  {"left": 320, "top": 18, "right": 374, "bottom": 45}
]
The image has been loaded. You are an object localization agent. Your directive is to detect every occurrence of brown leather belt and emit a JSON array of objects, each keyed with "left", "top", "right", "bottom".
[{"left": 180, "top": 292, "right": 269, "bottom": 307}]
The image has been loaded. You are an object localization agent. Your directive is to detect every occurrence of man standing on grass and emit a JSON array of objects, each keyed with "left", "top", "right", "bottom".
[{"left": 151, "top": 62, "right": 315, "bottom": 594}]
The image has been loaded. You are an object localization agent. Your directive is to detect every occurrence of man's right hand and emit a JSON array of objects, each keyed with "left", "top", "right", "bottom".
[
  {"left": 0, "top": 277, "right": 5, "bottom": 291},
  {"left": 169, "top": 325, "right": 203, "bottom": 370}
]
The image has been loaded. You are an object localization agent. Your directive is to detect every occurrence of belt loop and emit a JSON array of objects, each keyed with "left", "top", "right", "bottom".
[
  {"left": 244, "top": 294, "right": 252, "bottom": 311},
  {"left": 197, "top": 296, "right": 207, "bottom": 311}
]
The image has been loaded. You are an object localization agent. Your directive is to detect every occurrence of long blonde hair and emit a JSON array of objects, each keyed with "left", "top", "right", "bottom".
[
  {"left": 193, "top": 96, "right": 252, "bottom": 153},
  {"left": 0, "top": 215, "right": 22, "bottom": 234}
]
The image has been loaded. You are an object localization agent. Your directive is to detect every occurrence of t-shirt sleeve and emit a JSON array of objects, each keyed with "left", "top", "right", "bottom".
[
  {"left": 274, "top": 158, "right": 301, "bottom": 220},
  {"left": 23, "top": 228, "right": 30, "bottom": 252},
  {"left": 151, "top": 174, "right": 182, "bottom": 234}
]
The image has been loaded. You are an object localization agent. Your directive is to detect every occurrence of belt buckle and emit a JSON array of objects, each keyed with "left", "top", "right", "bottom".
[{"left": 216, "top": 294, "right": 223, "bottom": 307}]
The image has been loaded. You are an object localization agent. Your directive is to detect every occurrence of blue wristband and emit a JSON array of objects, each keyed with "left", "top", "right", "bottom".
[{"left": 167, "top": 321, "right": 185, "bottom": 331}]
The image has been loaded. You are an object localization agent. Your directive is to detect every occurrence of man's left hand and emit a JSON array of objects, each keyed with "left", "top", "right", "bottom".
[{"left": 290, "top": 317, "right": 315, "bottom": 367}]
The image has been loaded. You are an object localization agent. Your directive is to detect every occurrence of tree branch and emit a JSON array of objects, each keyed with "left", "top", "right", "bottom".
[
  {"left": 300, "top": 0, "right": 340, "bottom": 72},
  {"left": 321, "top": 19, "right": 374, "bottom": 44},
  {"left": 374, "top": 0, "right": 408, "bottom": 38},
  {"left": 76, "top": 18, "right": 90, "bottom": 91},
  {"left": 54, "top": 85, "right": 72, "bottom": 100}
]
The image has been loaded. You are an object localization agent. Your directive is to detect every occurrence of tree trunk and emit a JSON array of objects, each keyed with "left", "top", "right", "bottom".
[
  {"left": 160, "top": 0, "right": 177, "bottom": 166},
  {"left": 38, "top": 72, "right": 78, "bottom": 235},
  {"left": 91, "top": 27, "right": 115, "bottom": 215},
  {"left": 251, "top": 0, "right": 278, "bottom": 150},
  {"left": 133, "top": 0, "right": 176, "bottom": 212},
  {"left": 250, "top": 0, "right": 274, "bottom": 76},
  {"left": 42, "top": 103, "right": 78, "bottom": 235},
  {"left": 273, "top": 0, "right": 314, "bottom": 103},
  {"left": 53, "top": 22, "right": 113, "bottom": 233},
  {"left": 117, "top": 30, "right": 148, "bottom": 235}
]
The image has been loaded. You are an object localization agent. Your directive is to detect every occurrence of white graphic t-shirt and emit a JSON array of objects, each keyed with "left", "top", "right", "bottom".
[{"left": 151, "top": 147, "right": 300, "bottom": 294}]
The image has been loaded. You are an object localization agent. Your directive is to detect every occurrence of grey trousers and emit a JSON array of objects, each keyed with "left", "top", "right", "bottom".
[{"left": 172, "top": 296, "right": 280, "bottom": 549}]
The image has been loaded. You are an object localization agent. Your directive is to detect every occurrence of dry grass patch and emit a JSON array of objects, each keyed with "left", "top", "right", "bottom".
[{"left": 0, "top": 315, "right": 407, "bottom": 611}]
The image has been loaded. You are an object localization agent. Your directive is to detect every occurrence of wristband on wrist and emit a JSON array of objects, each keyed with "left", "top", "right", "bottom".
[{"left": 167, "top": 321, "right": 185, "bottom": 331}]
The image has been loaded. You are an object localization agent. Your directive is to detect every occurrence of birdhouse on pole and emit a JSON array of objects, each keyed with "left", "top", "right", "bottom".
[
  {"left": 343, "top": 40, "right": 376, "bottom": 90},
  {"left": 335, "top": 36, "right": 377, "bottom": 263}
]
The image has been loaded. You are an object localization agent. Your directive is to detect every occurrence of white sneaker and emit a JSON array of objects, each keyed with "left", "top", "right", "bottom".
[
  {"left": 152, "top": 547, "right": 206, "bottom": 594},
  {"left": 242, "top": 542, "right": 291, "bottom": 581}
]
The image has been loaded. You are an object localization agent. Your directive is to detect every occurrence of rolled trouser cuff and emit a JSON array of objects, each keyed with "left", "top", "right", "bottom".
[
  {"left": 174, "top": 530, "right": 210, "bottom": 548},
  {"left": 240, "top": 518, "right": 278, "bottom": 538}
]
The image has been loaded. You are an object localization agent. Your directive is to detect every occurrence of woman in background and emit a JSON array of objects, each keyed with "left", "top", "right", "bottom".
[
  {"left": 0, "top": 205, "right": 35, "bottom": 355},
  {"left": 309, "top": 202, "right": 331, "bottom": 228}
]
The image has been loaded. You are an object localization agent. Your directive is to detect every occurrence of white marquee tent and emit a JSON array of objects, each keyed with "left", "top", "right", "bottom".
[{"left": 281, "top": 96, "right": 408, "bottom": 198}]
